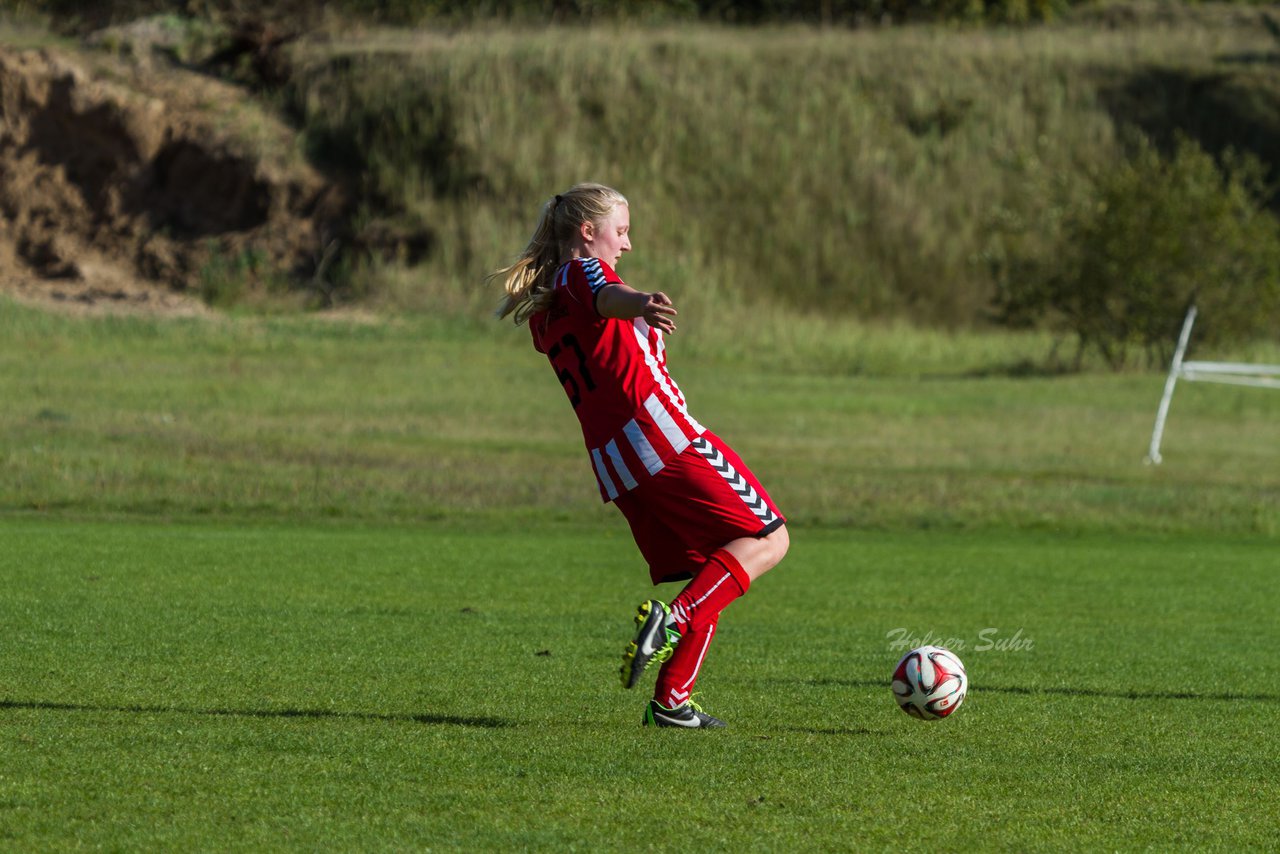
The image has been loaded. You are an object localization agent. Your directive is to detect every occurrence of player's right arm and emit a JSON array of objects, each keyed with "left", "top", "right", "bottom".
[{"left": 596, "top": 283, "right": 678, "bottom": 334}]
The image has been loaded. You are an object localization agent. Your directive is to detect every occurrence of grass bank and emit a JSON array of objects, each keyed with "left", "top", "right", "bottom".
[{"left": 284, "top": 9, "right": 1280, "bottom": 331}]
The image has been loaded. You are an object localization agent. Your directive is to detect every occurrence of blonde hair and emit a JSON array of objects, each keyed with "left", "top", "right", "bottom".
[{"left": 492, "top": 182, "right": 628, "bottom": 324}]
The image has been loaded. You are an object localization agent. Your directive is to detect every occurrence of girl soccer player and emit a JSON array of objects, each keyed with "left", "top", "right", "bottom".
[{"left": 492, "top": 183, "right": 789, "bottom": 728}]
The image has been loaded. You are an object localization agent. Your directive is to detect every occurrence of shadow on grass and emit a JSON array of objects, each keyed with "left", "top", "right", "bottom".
[
  {"left": 0, "top": 698, "right": 512, "bottom": 728},
  {"left": 955, "top": 359, "right": 1078, "bottom": 379},
  {"left": 802, "top": 679, "right": 1279, "bottom": 703},
  {"left": 785, "top": 726, "right": 885, "bottom": 737}
]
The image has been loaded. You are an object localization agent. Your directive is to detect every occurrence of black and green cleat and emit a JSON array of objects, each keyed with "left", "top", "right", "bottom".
[
  {"left": 643, "top": 698, "right": 726, "bottom": 729},
  {"left": 619, "top": 599, "right": 680, "bottom": 689}
]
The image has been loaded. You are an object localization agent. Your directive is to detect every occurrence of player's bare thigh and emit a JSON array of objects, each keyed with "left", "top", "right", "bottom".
[{"left": 723, "top": 523, "right": 789, "bottom": 582}]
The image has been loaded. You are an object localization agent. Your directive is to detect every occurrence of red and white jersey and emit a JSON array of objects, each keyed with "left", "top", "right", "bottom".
[{"left": 530, "top": 257, "right": 705, "bottom": 502}]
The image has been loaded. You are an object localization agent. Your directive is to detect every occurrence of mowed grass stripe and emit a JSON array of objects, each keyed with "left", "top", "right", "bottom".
[{"left": 3, "top": 299, "right": 1277, "bottom": 534}]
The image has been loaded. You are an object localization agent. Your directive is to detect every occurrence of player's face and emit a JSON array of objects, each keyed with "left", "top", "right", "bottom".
[{"left": 590, "top": 204, "right": 631, "bottom": 269}]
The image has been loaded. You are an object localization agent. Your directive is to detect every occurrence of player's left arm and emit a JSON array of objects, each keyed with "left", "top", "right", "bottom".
[{"left": 596, "top": 284, "right": 678, "bottom": 334}]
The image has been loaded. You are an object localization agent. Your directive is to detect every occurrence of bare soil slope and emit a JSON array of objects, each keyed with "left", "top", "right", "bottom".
[{"left": 0, "top": 44, "right": 345, "bottom": 314}]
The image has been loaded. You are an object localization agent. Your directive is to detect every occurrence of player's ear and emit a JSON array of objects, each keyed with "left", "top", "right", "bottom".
[{"left": 579, "top": 220, "right": 594, "bottom": 244}]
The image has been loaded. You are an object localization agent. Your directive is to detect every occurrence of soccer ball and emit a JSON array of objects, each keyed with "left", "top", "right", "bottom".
[{"left": 891, "top": 645, "right": 968, "bottom": 720}]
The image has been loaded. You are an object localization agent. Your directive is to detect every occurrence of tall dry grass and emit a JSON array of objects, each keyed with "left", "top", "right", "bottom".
[{"left": 286, "top": 12, "right": 1277, "bottom": 331}]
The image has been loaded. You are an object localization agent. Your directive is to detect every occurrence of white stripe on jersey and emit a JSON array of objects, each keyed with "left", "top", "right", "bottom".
[
  {"left": 591, "top": 447, "right": 618, "bottom": 500},
  {"left": 623, "top": 418, "right": 665, "bottom": 476},
  {"left": 632, "top": 321, "right": 706, "bottom": 437},
  {"left": 644, "top": 393, "right": 690, "bottom": 454},
  {"left": 604, "top": 438, "right": 638, "bottom": 491}
]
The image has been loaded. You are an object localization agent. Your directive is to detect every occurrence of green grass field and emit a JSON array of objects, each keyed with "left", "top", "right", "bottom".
[
  {"left": 2, "top": 296, "right": 1279, "bottom": 849},
  {"left": 3, "top": 519, "right": 1277, "bottom": 849}
]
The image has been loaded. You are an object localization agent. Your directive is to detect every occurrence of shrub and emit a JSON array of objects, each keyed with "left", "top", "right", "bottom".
[{"left": 995, "top": 136, "right": 1280, "bottom": 369}]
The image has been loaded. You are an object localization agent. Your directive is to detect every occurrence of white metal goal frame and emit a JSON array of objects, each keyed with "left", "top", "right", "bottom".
[{"left": 1146, "top": 305, "right": 1280, "bottom": 464}]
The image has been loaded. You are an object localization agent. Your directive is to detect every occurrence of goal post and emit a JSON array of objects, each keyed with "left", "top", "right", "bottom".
[{"left": 1145, "top": 305, "right": 1280, "bottom": 464}]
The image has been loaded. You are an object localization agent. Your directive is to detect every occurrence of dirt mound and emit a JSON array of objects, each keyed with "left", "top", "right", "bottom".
[{"left": 0, "top": 44, "right": 347, "bottom": 314}]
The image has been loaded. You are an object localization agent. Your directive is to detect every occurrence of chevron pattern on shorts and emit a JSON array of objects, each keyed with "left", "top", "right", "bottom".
[{"left": 692, "top": 437, "right": 778, "bottom": 527}]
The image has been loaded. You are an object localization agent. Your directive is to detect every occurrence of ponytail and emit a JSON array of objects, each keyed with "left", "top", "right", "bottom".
[{"left": 491, "top": 182, "right": 628, "bottom": 325}]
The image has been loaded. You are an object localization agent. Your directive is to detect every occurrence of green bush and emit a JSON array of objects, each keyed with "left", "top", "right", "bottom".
[{"left": 996, "top": 136, "right": 1280, "bottom": 369}]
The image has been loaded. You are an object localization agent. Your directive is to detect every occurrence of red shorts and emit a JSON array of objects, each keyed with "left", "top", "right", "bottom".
[{"left": 612, "top": 431, "right": 785, "bottom": 585}]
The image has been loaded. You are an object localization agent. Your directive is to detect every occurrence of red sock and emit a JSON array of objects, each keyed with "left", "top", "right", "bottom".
[
  {"left": 655, "top": 614, "right": 718, "bottom": 708},
  {"left": 668, "top": 549, "right": 750, "bottom": 635}
]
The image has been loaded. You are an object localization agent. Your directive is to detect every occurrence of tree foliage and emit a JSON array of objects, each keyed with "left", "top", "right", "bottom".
[{"left": 995, "top": 137, "right": 1280, "bottom": 369}]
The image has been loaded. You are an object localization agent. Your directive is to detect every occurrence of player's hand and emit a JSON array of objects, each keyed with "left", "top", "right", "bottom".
[{"left": 642, "top": 292, "right": 678, "bottom": 334}]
